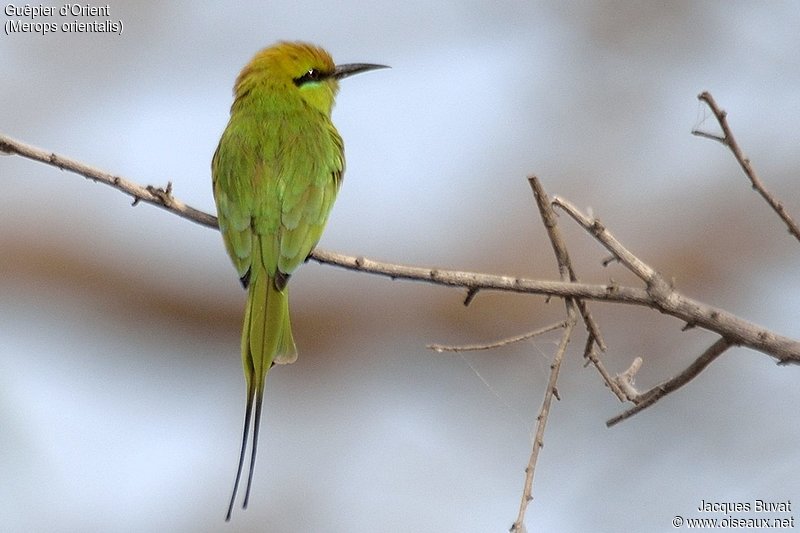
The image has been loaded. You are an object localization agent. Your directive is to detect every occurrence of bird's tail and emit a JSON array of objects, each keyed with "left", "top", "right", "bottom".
[
  {"left": 225, "top": 268, "right": 296, "bottom": 521},
  {"left": 243, "top": 270, "right": 298, "bottom": 377}
]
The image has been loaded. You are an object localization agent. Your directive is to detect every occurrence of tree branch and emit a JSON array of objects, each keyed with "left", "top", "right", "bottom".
[
  {"left": 528, "top": 176, "right": 607, "bottom": 352},
  {"left": 0, "top": 133, "right": 218, "bottom": 229},
  {"left": 606, "top": 337, "right": 732, "bottom": 427},
  {"left": 2, "top": 131, "right": 798, "bottom": 369},
  {"left": 510, "top": 304, "right": 576, "bottom": 532},
  {"left": 511, "top": 176, "right": 585, "bottom": 531},
  {"left": 692, "top": 91, "right": 800, "bottom": 243},
  {"left": 427, "top": 321, "right": 566, "bottom": 353},
  {"left": 551, "top": 196, "right": 800, "bottom": 364}
]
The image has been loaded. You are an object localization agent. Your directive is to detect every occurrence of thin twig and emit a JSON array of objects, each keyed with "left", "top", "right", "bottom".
[
  {"left": 510, "top": 176, "right": 588, "bottom": 531},
  {"left": 530, "top": 176, "right": 571, "bottom": 281},
  {"left": 528, "top": 176, "right": 607, "bottom": 352},
  {"left": 529, "top": 176, "right": 616, "bottom": 406},
  {"left": 552, "top": 196, "right": 656, "bottom": 283},
  {"left": 510, "top": 304, "right": 577, "bottom": 532},
  {"left": 692, "top": 91, "right": 800, "bottom": 243},
  {"left": 606, "top": 338, "right": 732, "bottom": 426},
  {"left": 463, "top": 287, "right": 480, "bottom": 306},
  {"left": 0, "top": 133, "right": 217, "bottom": 229},
  {"left": 427, "top": 321, "right": 566, "bottom": 353},
  {"left": 583, "top": 339, "right": 627, "bottom": 402},
  {"left": 612, "top": 357, "right": 643, "bottom": 402}
]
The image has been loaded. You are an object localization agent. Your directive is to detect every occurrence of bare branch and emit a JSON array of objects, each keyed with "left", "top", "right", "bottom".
[
  {"left": 584, "top": 340, "right": 628, "bottom": 402},
  {"left": 613, "top": 357, "right": 644, "bottom": 402},
  {"left": 3, "top": 131, "right": 798, "bottom": 366},
  {"left": 551, "top": 196, "right": 800, "bottom": 364},
  {"left": 553, "top": 196, "right": 656, "bottom": 283},
  {"left": 510, "top": 304, "right": 577, "bottom": 532},
  {"left": 606, "top": 338, "right": 732, "bottom": 427},
  {"left": 427, "top": 321, "right": 566, "bottom": 353},
  {"left": 511, "top": 176, "right": 605, "bottom": 529},
  {"left": 692, "top": 91, "right": 800, "bottom": 243},
  {"left": 311, "top": 247, "right": 645, "bottom": 301},
  {"left": 528, "top": 176, "right": 607, "bottom": 352},
  {"left": 529, "top": 176, "right": 616, "bottom": 408},
  {"left": 0, "top": 133, "right": 218, "bottom": 229}
]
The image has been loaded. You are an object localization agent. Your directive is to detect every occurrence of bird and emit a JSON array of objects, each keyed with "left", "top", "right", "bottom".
[{"left": 211, "top": 41, "right": 387, "bottom": 520}]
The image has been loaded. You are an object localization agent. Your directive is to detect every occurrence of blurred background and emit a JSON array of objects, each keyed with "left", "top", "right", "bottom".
[{"left": 2, "top": 2, "right": 799, "bottom": 532}]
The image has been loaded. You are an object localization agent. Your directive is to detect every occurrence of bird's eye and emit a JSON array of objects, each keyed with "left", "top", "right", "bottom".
[{"left": 294, "top": 68, "right": 324, "bottom": 86}]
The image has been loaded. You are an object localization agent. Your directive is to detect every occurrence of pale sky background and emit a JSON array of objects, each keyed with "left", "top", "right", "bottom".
[{"left": 2, "top": 2, "right": 799, "bottom": 532}]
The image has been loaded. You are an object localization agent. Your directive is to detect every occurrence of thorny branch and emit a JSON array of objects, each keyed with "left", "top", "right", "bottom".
[
  {"left": 510, "top": 177, "right": 587, "bottom": 531},
  {"left": 692, "top": 91, "right": 800, "bottom": 243},
  {"left": 3, "top": 91, "right": 799, "bottom": 532},
  {"left": 4, "top": 131, "right": 796, "bottom": 360},
  {"left": 606, "top": 338, "right": 732, "bottom": 427},
  {"left": 511, "top": 304, "right": 576, "bottom": 532},
  {"left": 427, "top": 321, "right": 566, "bottom": 353}
]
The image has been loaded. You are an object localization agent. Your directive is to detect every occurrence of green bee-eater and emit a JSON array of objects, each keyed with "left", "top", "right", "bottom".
[{"left": 211, "top": 41, "right": 386, "bottom": 520}]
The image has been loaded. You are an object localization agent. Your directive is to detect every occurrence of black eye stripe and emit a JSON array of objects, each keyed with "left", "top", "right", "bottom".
[{"left": 293, "top": 68, "right": 326, "bottom": 86}]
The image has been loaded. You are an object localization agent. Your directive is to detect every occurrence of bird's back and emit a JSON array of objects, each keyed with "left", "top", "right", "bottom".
[{"left": 212, "top": 87, "right": 344, "bottom": 282}]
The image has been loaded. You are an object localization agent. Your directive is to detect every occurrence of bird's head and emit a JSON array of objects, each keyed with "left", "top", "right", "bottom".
[{"left": 233, "top": 41, "right": 387, "bottom": 116}]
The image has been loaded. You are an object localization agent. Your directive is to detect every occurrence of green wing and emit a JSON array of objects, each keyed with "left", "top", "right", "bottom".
[
  {"left": 212, "top": 104, "right": 343, "bottom": 285},
  {"left": 274, "top": 119, "right": 344, "bottom": 275}
]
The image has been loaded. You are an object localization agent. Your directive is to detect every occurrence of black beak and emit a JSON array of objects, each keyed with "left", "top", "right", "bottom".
[{"left": 333, "top": 63, "right": 390, "bottom": 80}]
